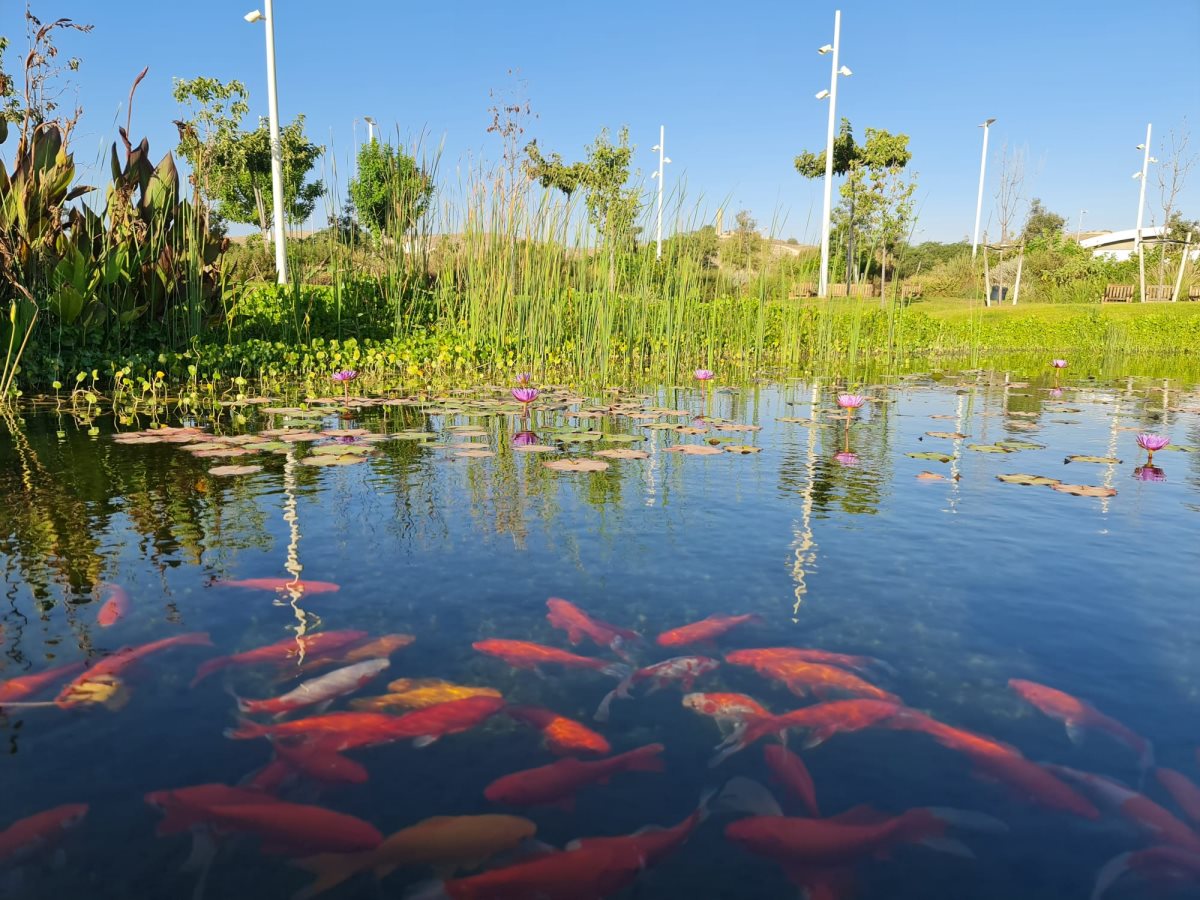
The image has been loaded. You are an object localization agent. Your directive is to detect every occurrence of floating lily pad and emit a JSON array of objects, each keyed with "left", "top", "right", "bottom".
[
  {"left": 1051, "top": 483, "right": 1117, "bottom": 498},
  {"left": 450, "top": 441, "right": 491, "bottom": 450},
  {"left": 455, "top": 449, "right": 496, "bottom": 459},
  {"left": 543, "top": 458, "right": 610, "bottom": 473},
  {"left": 906, "top": 451, "right": 953, "bottom": 463},
  {"left": 723, "top": 445, "right": 762, "bottom": 454},
  {"left": 191, "top": 447, "right": 253, "bottom": 458},
  {"left": 601, "top": 434, "right": 644, "bottom": 443},
  {"left": 301, "top": 454, "right": 366, "bottom": 467},
  {"left": 557, "top": 432, "right": 605, "bottom": 443},
  {"left": 511, "top": 443, "right": 557, "bottom": 453},
  {"left": 713, "top": 423, "right": 762, "bottom": 433},
  {"left": 996, "top": 440, "right": 1046, "bottom": 450},
  {"left": 664, "top": 445, "right": 724, "bottom": 456},
  {"left": 1064, "top": 455, "right": 1121, "bottom": 464},
  {"left": 967, "top": 444, "right": 1013, "bottom": 454},
  {"left": 389, "top": 431, "right": 437, "bottom": 441},
  {"left": 997, "top": 473, "right": 1062, "bottom": 486},
  {"left": 777, "top": 417, "right": 830, "bottom": 427},
  {"left": 594, "top": 448, "right": 650, "bottom": 460},
  {"left": 916, "top": 471, "right": 947, "bottom": 481},
  {"left": 243, "top": 441, "right": 288, "bottom": 452},
  {"left": 926, "top": 431, "right": 967, "bottom": 439},
  {"left": 209, "top": 464, "right": 263, "bottom": 476},
  {"left": 311, "top": 443, "right": 371, "bottom": 456},
  {"left": 1164, "top": 444, "right": 1198, "bottom": 452}
]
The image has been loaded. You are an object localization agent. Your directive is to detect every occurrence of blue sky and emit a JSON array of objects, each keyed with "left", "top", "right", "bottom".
[{"left": 5, "top": 0, "right": 1199, "bottom": 241}]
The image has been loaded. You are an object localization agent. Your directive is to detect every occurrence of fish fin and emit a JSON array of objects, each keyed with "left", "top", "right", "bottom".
[
  {"left": 313, "top": 699, "right": 335, "bottom": 715},
  {"left": 924, "top": 807, "right": 1009, "bottom": 834},
  {"left": 828, "top": 805, "right": 889, "bottom": 826},
  {"left": 708, "top": 739, "right": 746, "bottom": 768},
  {"left": 223, "top": 720, "right": 267, "bottom": 740},
  {"left": 1064, "top": 720, "right": 1086, "bottom": 745},
  {"left": 181, "top": 828, "right": 217, "bottom": 873},
  {"left": 403, "top": 879, "right": 449, "bottom": 900},
  {"left": 624, "top": 744, "right": 666, "bottom": 773},
  {"left": 1090, "top": 852, "right": 1133, "bottom": 900},
  {"left": 696, "top": 786, "right": 718, "bottom": 823},
  {"left": 594, "top": 689, "right": 618, "bottom": 723},
  {"left": 290, "top": 853, "right": 367, "bottom": 900},
  {"left": 919, "top": 837, "right": 975, "bottom": 859},
  {"left": 566, "top": 627, "right": 585, "bottom": 645},
  {"left": 602, "top": 663, "right": 632, "bottom": 680},
  {"left": 413, "top": 735, "right": 439, "bottom": 748},
  {"left": 716, "top": 777, "right": 783, "bottom": 817},
  {"left": 190, "top": 658, "right": 227, "bottom": 688},
  {"left": 800, "top": 726, "right": 833, "bottom": 750},
  {"left": 532, "top": 666, "right": 548, "bottom": 681}
]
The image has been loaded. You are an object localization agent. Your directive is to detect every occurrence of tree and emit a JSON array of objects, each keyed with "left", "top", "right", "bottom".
[
  {"left": 1155, "top": 123, "right": 1197, "bottom": 280},
  {"left": 722, "top": 209, "right": 764, "bottom": 271},
  {"left": 348, "top": 139, "right": 433, "bottom": 240},
  {"left": 1022, "top": 198, "right": 1065, "bottom": 242}
]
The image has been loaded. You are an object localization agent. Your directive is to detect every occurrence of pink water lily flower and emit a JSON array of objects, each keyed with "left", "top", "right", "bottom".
[
  {"left": 1050, "top": 359, "right": 1068, "bottom": 369},
  {"left": 512, "top": 430, "right": 539, "bottom": 447},
  {"left": 515, "top": 372, "right": 533, "bottom": 385},
  {"left": 834, "top": 451, "right": 860, "bottom": 467},
  {"left": 837, "top": 393, "right": 866, "bottom": 410},
  {"left": 694, "top": 369, "right": 715, "bottom": 381},
  {"left": 331, "top": 370, "right": 358, "bottom": 382},
  {"left": 512, "top": 387, "right": 539, "bottom": 404},
  {"left": 1136, "top": 433, "right": 1170, "bottom": 452}
]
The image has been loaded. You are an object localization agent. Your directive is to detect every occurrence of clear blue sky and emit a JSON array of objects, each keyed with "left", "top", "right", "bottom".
[{"left": 5, "top": 0, "right": 1199, "bottom": 242}]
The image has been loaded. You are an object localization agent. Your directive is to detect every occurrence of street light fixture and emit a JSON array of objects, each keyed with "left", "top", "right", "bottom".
[
  {"left": 815, "top": 10, "right": 850, "bottom": 299},
  {"left": 245, "top": 2, "right": 288, "bottom": 284},
  {"left": 650, "top": 126, "right": 672, "bottom": 260},
  {"left": 363, "top": 116, "right": 377, "bottom": 142},
  {"left": 971, "top": 118, "right": 996, "bottom": 259},
  {"left": 1133, "top": 124, "right": 1155, "bottom": 253},
  {"left": 1076, "top": 208, "right": 1088, "bottom": 240}
]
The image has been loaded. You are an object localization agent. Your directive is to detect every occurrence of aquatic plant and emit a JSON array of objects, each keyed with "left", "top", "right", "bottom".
[
  {"left": 1051, "top": 359, "right": 1067, "bottom": 368},
  {"left": 1135, "top": 433, "right": 1170, "bottom": 463},
  {"left": 837, "top": 394, "right": 866, "bottom": 410},
  {"left": 1134, "top": 465, "right": 1165, "bottom": 482},
  {"left": 694, "top": 369, "right": 714, "bottom": 381},
  {"left": 515, "top": 372, "right": 533, "bottom": 385},
  {"left": 834, "top": 451, "right": 860, "bottom": 467}
]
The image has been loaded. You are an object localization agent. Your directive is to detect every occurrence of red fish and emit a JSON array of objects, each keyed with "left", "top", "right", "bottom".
[
  {"left": 96, "top": 584, "right": 131, "bottom": 627},
  {"left": 145, "top": 783, "right": 281, "bottom": 836},
  {"left": 201, "top": 801, "right": 382, "bottom": 855},
  {"left": 1044, "top": 764, "right": 1200, "bottom": 852},
  {"left": 713, "top": 699, "right": 903, "bottom": 765},
  {"left": 484, "top": 743, "right": 665, "bottom": 809},
  {"left": 191, "top": 630, "right": 368, "bottom": 686},
  {"left": 0, "top": 661, "right": 86, "bottom": 704},
  {"left": 656, "top": 613, "right": 761, "bottom": 648},
  {"left": 886, "top": 710, "right": 1100, "bottom": 820},
  {"left": 595, "top": 656, "right": 720, "bottom": 721},
  {"left": 566, "top": 791, "right": 712, "bottom": 867},
  {"left": 726, "top": 805, "right": 1002, "bottom": 867},
  {"left": 213, "top": 578, "right": 341, "bottom": 595},
  {"left": 427, "top": 840, "right": 642, "bottom": 900},
  {"left": 57, "top": 633, "right": 213, "bottom": 705},
  {"left": 1092, "top": 846, "right": 1200, "bottom": 900},
  {"left": 546, "top": 598, "right": 640, "bottom": 659},
  {"left": 764, "top": 745, "right": 820, "bottom": 817},
  {"left": 1156, "top": 768, "right": 1200, "bottom": 826},
  {"left": 0, "top": 803, "right": 89, "bottom": 864},
  {"left": 1009, "top": 678, "right": 1153, "bottom": 770},
  {"left": 725, "top": 647, "right": 892, "bottom": 677},
  {"left": 506, "top": 705, "right": 611, "bottom": 755},
  {"left": 472, "top": 640, "right": 629, "bottom": 679},
  {"left": 728, "top": 653, "right": 898, "bottom": 703}
]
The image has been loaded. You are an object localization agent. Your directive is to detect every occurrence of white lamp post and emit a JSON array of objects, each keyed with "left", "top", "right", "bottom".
[
  {"left": 651, "top": 125, "right": 672, "bottom": 260},
  {"left": 815, "top": 10, "right": 851, "bottom": 298},
  {"left": 364, "top": 116, "right": 377, "bottom": 143},
  {"left": 1133, "top": 123, "right": 1156, "bottom": 251},
  {"left": 971, "top": 118, "right": 995, "bottom": 259},
  {"left": 245, "top": 3, "right": 288, "bottom": 285},
  {"left": 1076, "top": 208, "right": 1087, "bottom": 240}
]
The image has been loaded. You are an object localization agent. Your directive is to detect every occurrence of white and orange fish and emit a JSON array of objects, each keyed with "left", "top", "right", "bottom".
[
  {"left": 595, "top": 656, "right": 720, "bottom": 722},
  {"left": 237, "top": 659, "right": 390, "bottom": 717}
]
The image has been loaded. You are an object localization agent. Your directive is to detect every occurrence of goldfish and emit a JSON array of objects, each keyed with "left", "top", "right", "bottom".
[
  {"left": 545, "top": 598, "right": 640, "bottom": 659},
  {"left": 56, "top": 633, "right": 213, "bottom": 706},
  {"left": 712, "top": 700, "right": 904, "bottom": 765},
  {"left": 1092, "top": 846, "right": 1200, "bottom": 900},
  {"left": 201, "top": 800, "right": 383, "bottom": 855},
  {"left": 301, "top": 634, "right": 415, "bottom": 671},
  {"left": 682, "top": 692, "right": 771, "bottom": 733},
  {"left": 725, "top": 647, "right": 893, "bottom": 678},
  {"left": 145, "top": 783, "right": 281, "bottom": 836},
  {"left": 732, "top": 656, "right": 899, "bottom": 703},
  {"left": 1009, "top": 678, "right": 1154, "bottom": 770},
  {"left": 213, "top": 577, "right": 341, "bottom": 594},
  {"left": 595, "top": 656, "right": 720, "bottom": 721},
  {"left": 0, "top": 803, "right": 88, "bottom": 864},
  {"left": 656, "top": 613, "right": 761, "bottom": 648},
  {"left": 290, "top": 815, "right": 537, "bottom": 900},
  {"left": 191, "top": 630, "right": 368, "bottom": 686},
  {"left": 484, "top": 743, "right": 665, "bottom": 809},
  {"left": 885, "top": 710, "right": 1100, "bottom": 820},
  {"left": 505, "top": 705, "right": 611, "bottom": 755},
  {"left": 237, "top": 659, "right": 390, "bottom": 717},
  {"left": 0, "top": 661, "right": 86, "bottom": 704},
  {"left": 1044, "top": 764, "right": 1200, "bottom": 852},
  {"left": 472, "top": 640, "right": 630, "bottom": 679},
  {"left": 764, "top": 745, "right": 820, "bottom": 817},
  {"left": 726, "top": 805, "right": 1004, "bottom": 867},
  {"left": 1156, "top": 768, "right": 1200, "bottom": 826},
  {"left": 249, "top": 741, "right": 371, "bottom": 791},
  {"left": 422, "top": 840, "right": 640, "bottom": 900},
  {"left": 566, "top": 791, "right": 712, "bottom": 868},
  {"left": 96, "top": 584, "right": 131, "bottom": 628},
  {"left": 351, "top": 679, "right": 503, "bottom": 712}
]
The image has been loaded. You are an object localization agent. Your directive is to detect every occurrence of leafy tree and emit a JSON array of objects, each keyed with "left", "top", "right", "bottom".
[
  {"left": 348, "top": 139, "right": 434, "bottom": 240},
  {"left": 722, "top": 209, "right": 764, "bottom": 270},
  {"left": 1022, "top": 198, "right": 1065, "bottom": 242}
]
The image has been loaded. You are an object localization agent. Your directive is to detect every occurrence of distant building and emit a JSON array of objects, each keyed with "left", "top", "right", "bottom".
[{"left": 1079, "top": 226, "right": 1169, "bottom": 261}]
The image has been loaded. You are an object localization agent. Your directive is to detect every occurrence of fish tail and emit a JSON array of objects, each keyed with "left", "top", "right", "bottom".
[
  {"left": 190, "top": 657, "right": 228, "bottom": 688},
  {"left": 224, "top": 719, "right": 269, "bottom": 740},
  {"left": 601, "top": 662, "right": 633, "bottom": 680},
  {"left": 290, "top": 853, "right": 366, "bottom": 900},
  {"left": 622, "top": 743, "right": 666, "bottom": 773},
  {"left": 922, "top": 807, "right": 1009, "bottom": 835},
  {"left": 1090, "top": 852, "right": 1133, "bottom": 900},
  {"left": 715, "top": 776, "right": 783, "bottom": 817},
  {"left": 594, "top": 673, "right": 634, "bottom": 721}
]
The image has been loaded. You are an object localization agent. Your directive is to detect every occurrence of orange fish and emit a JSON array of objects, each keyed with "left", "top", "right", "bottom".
[
  {"left": 505, "top": 705, "right": 611, "bottom": 755},
  {"left": 192, "top": 630, "right": 368, "bottom": 686},
  {"left": 484, "top": 743, "right": 666, "bottom": 809},
  {"left": 0, "top": 661, "right": 86, "bottom": 704},
  {"left": 1156, "top": 768, "right": 1200, "bottom": 826},
  {"left": 566, "top": 791, "right": 712, "bottom": 868},
  {"left": 202, "top": 801, "right": 383, "bottom": 855},
  {"left": 595, "top": 656, "right": 720, "bottom": 722},
  {"left": 713, "top": 699, "right": 903, "bottom": 765},
  {"left": 431, "top": 840, "right": 642, "bottom": 900},
  {"left": 682, "top": 692, "right": 771, "bottom": 732},
  {"left": 0, "top": 803, "right": 88, "bottom": 864},
  {"left": 145, "top": 783, "right": 281, "bottom": 836},
  {"left": 96, "top": 584, "right": 131, "bottom": 628},
  {"left": 1044, "top": 764, "right": 1200, "bottom": 852},
  {"left": 57, "top": 633, "right": 213, "bottom": 705},
  {"left": 472, "top": 640, "right": 629, "bottom": 679},
  {"left": 301, "top": 634, "right": 415, "bottom": 671},
  {"left": 213, "top": 577, "right": 341, "bottom": 595},
  {"left": 725, "top": 647, "right": 892, "bottom": 677},
  {"left": 1092, "top": 846, "right": 1200, "bottom": 900},
  {"left": 1009, "top": 678, "right": 1153, "bottom": 770},
  {"left": 886, "top": 710, "right": 1100, "bottom": 820},
  {"left": 545, "top": 598, "right": 640, "bottom": 658},
  {"left": 728, "top": 654, "right": 898, "bottom": 703},
  {"left": 656, "top": 613, "right": 761, "bottom": 648},
  {"left": 764, "top": 745, "right": 820, "bottom": 817},
  {"left": 351, "top": 679, "right": 502, "bottom": 712}
]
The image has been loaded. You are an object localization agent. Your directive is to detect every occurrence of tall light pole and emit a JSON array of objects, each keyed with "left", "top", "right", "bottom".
[
  {"left": 1076, "top": 208, "right": 1087, "bottom": 240},
  {"left": 815, "top": 10, "right": 851, "bottom": 298},
  {"left": 364, "top": 116, "right": 377, "bottom": 143},
  {"left": 651, "top": 125, "right": 671, "bottom": 260},
  {"left": 1133, "top": 123, "right": 1156, "bottom": 252},
  {"left": 971, "top": 118, "right": 995, "bottom": 259},
  {"left": 245, "top": 4, "right": 288, "bottom": 285}
]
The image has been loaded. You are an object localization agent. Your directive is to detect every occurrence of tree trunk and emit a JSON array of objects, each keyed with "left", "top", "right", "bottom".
[{"left": 253, "top": 183, "right": 270, "bottom": 247}]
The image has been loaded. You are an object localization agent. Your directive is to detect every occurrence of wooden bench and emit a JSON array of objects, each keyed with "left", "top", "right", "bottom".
[
  {"left": 829, "top": 283, "right": 849, "bottom": 298},
  {"left": 1101, "top": 284, "right": 1134, "bottom": 303},
  {"left": 789, "top": 281, "right": 817, "bottom": 299},
  {"left": 900, "top": 282, "right": 922, "bottom": 300},
  {"left": 849, "top": 283, "right": 877, "bottom": 299},
  {"left": 1187, "top": 285, "right": 1200, "bottom": 302},
  {"left": 1145, "top": 284, "right": 1173, "bottom": 302}
]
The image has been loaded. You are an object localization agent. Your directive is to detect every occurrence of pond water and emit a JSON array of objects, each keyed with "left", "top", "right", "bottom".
[{"left": 1, "top": 368, "right": 1199, "bottom": 900}]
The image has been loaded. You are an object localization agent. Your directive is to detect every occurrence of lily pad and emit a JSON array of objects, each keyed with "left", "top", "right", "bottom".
[
  {"left": 312, "top": 443, "right": 372, "bottom": 455},
  {"left": 601, "top": 434, "right": 644, "bottom": 443},
  {"left": 1050, "top": 483, "right": 1117, "bottom": 498},
  {"left": 664, "top": 445, "right": 724, "bottom": 456},
  {"left": 301, "top": 454, "right": 366, "bottom": 467},
  {"left": 543, "top": 458, "right": 610, "bottom": 473},
  {"left": 389, "top": 431, "right": 437, "bottom": 441},
  {"left": 996, "top": 440, "right": 1046, "bottom": 450},
  {"left": 997, "top": 473, "right": 1062, "bottom": 486},
  {"left": 925, "top": 431, "right": 967, "bottom": 439},
  {"left": 723, "top": 445, "right": 762, "bottom": 454},
  {"left": 1164, "top": 444, "right": 1198, "bottom": 452},
  {"left": 209, "top": 464, "right": 264, "bottom": 476},
  {"left": 1064, "top": 455, "right": 1121, "bottom": 464},
  {"left": 916, "top": 471, "right": 947, "bottom": 481},
  {"left": 243, "top": 441, "right": 289, "bottom": 452},
  {"left": 511, "top": 443, "right": 557, "bottom": 453},
  {"left": 455, "top": 449, "right": 496, "bottom": 459},
  {"left": 713, "top": 423, "right": 763, "bottom": 433},
  {"left": 594, "top": 448, "right": 650, "bottom": 460},
  {"left": 192, "top": 447, "right": 253, "bottom": 458},
  {"left": 450, "top": 441, "right": 491, "bottom": 450},
  {"left": 906, "top": 451, "right": 953, "bottom": 463},
  {"left": 967, "top": 444, "right": 1013, "bottom": 454}
]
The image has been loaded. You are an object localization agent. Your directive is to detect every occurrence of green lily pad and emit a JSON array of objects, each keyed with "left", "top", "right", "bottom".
[
  {"left": 243, "top": 441, "right": 288, "bottom": 452},
  {"left": 1064, "top": 455, "right": 1121, "bottom": 464},
  {"left": 967, "top": 444, "right": 1013, "bottom": 453},
  {"left": 997, "top": 473, "right": 1062, "bottom": 486},
  {"left": 311, "top": 443, "right": 372, "bottom": 455},
  {"left": 1164, "top": 444, "right": 1198, "bottom": 452},
  {"left": 601, "top": 434, "right": 644, "bottom": 443},
  {"left": 996, "top": 440, "right": 1045, "bottom": 450},
  {"left": 906, "top": 452, "right": 953, "bottom": 463},
  {"left": 926, "top": 431, "right": 967, "bottom": 439},
  {"left": 388, "top": 431, "right": 437, "bottom": 441}
]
